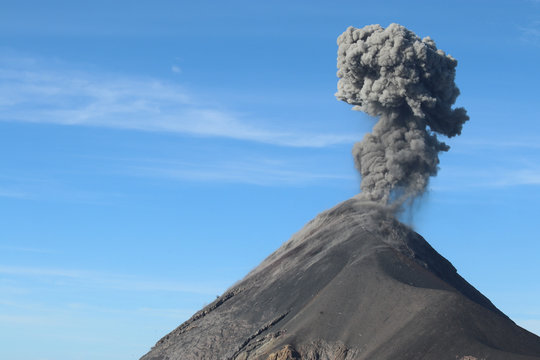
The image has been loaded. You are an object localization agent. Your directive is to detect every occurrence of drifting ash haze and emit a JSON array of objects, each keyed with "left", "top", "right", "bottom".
[{"left": 140, "top": 24, "right": 540, "bottom": 359}]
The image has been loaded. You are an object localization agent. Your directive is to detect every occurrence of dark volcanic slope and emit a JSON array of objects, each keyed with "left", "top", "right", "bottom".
[{"left": 141, "top": 198, "right": 540, "bottom": 360}]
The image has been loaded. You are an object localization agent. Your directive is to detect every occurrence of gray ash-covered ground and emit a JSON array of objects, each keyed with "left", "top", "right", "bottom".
[{"left": 140, "top": 198, "right": 540, "bottom": 360}]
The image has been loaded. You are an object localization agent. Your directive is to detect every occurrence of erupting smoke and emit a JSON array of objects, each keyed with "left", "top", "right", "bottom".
[{"left": 336, "top": 23, "right": 468, "bottom": 206}]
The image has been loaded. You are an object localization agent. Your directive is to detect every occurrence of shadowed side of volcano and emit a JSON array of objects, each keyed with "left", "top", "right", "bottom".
[{"left": 140, "top": 198, "right": 540, "bottom": 360}]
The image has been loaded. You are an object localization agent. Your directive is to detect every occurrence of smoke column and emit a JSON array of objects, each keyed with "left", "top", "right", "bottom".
[{"left": 336, "top": 23, "right": 468, "bottom": 207}]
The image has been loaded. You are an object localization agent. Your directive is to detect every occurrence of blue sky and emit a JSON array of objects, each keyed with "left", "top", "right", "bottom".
[{"left": 1, "top": 0, "right": 540, "bottom": 359}]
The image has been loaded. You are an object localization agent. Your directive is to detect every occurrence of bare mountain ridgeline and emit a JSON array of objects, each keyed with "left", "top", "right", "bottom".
[
  {"left": 139, "top": 24, "right": 540, "bottom": 359},
  {"left": 140, "top": 199, "right": 540, "bottom": 359}
]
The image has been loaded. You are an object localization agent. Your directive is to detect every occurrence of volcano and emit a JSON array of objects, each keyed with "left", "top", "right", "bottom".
[{"left": 140, "top": 198, "right": 540, "bottom": 360}]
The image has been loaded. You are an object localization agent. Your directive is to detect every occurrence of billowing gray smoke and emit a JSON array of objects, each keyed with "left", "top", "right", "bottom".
[{"left": 336, "top": 23, "right": 468, "bottom": 206}]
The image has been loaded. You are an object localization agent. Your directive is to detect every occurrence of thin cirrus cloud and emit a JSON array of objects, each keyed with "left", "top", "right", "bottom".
[
  {"left": 452, "top": 137, "right": 540, "bottom": 150},
  {"left": 0, "top": 264, "right": 221, "bottom": 295},
  {"left": 0, "top": 187, "right": 28, "bottom": 199},
  {"left": 490, "top": 168, "right": 540, "bottom": 187},
  {"left": 0, "top": 55, "right": 354, "bottom": 148},
  {"left": 126, "top": 157, "right": 354, "bottom": 186},
  {"left": 0, "top": 245, "right": 55, "bottom": 254},
  {"left": 519, "top": 21, "right": 540, "bottom": 45},
  {"left": 430, "top": 166, "right": 540, "bottom": 192}
]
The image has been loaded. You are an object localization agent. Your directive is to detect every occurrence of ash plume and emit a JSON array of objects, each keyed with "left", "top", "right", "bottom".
[{"left": 336, "top": 23, "right": 468, "bottom": 206}]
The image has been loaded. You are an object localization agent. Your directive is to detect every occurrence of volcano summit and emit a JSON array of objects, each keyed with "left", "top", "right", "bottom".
[
  {"left": 140, "top": 199, "right": 540, "bottom": 359},
  {"left": 140, "top": 24, "right": 540, "bottom": 360}
]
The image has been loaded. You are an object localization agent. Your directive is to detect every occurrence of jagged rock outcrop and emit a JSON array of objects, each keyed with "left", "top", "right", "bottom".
[{"left": 265, "top": 345, "right": 301, "bottom": 360}]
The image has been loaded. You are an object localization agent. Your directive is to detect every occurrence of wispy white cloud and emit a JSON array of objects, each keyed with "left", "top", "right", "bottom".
[
  {"left": 127, "top": 157, "right": 353, "bottom": 186},
  {"left": 136, "top": 307, "right": 195, "bottom": 319},
  {"left": 518, "top": 21, "right": 540, "bottom": 45},
  {"left": 0, "top": 187, "right": 29, "bottom": 198},
  {"left": 431, "top": 165, "right": 540, "bottom": 192},
  {"left": 0, "top": 265, "right": 83, "bottom": 278},
  {"left": 0, "top": 265, "right": 221, "bottom": 295},
  {"left": 0, "top": 298, "right": 194, "bottom": 324},
  {"left": 0, "top": 54, "right": 354, "bottom": 147},
  {"left": 0, "top": 245, "right": 55, "bottom": 254},
  {"left": 0, "top": 314, "right": 56, "bottom": 326},
  {"left": 0, "top": 284, "right": 31, "bottom": 295},
  {"left": 454, "top": 137, "right": 540, "bottom": 150},
  {"left": 0, "top": 173, "right": 130, "bottom": 204},
  {"left": 490, "top": 168, "right": 540, "bottom": 187}
]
